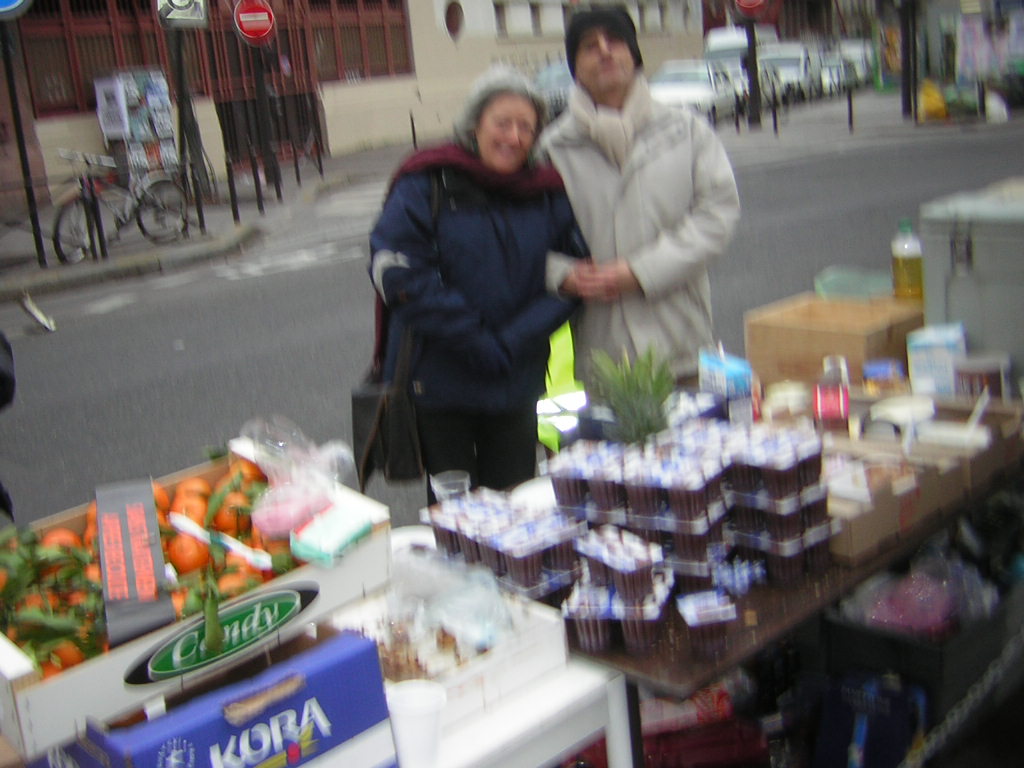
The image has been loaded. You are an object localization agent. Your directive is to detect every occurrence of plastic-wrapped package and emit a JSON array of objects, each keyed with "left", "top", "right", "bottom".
[
  {"left": 839, "top": 548, "right": 999, "bottom": 639},
  {"left": 240, "top": 415, "right": 356, "bottom": 489}
]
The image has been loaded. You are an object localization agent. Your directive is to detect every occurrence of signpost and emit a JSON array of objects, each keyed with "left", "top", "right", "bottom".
[
  {"left": 1, "top": 0, "right": 47, "bottom": 267},
  {"left": 733, "top": 0, "right": 767, "bottom": 129},
  {"left": 233, "top": 0, "right": 281, "bottom": 202}
]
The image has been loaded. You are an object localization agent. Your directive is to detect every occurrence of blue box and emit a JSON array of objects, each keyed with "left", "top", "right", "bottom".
[{"left": 31, "top": 631, "right": 396, "bottom": 768}]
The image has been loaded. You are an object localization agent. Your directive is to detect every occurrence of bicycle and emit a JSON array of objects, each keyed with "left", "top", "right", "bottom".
[{"left": 52, "top": 149, "right": 188, "bottom": 265}]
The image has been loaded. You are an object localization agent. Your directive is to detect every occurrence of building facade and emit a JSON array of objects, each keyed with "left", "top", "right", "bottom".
[{"left": 0, "top": 0, "right": 703, "bottom": 210}]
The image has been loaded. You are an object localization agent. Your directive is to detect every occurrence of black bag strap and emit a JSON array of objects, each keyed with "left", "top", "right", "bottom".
[{"left": 369, "top": 171, "right": 442, "bottom": 379}]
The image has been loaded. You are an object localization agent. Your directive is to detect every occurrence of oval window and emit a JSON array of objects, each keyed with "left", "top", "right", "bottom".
[{"left": 445, "top": 1, "right": 464, "bottom": 39}]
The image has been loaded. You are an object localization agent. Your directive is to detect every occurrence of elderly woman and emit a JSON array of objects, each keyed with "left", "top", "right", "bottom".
[{"left": 369, "top": 66, "right": 584, "bottom": 499}]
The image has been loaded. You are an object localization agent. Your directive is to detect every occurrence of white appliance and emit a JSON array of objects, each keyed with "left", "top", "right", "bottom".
[{"left": 920, "top": 178, "right": 1024, "bottom": 397}]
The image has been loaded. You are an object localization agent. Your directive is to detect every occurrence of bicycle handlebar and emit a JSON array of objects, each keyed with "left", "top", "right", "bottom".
[{"left": 57, "top": 148, "right": 117, "bottom": 168}]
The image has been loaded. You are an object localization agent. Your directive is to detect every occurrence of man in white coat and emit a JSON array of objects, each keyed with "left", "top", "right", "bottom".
[{"left": 542, "top": 5, "right": 741, "bottom": 387}]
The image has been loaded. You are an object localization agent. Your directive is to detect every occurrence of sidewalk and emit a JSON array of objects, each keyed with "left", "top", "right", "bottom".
[{"left": 0, "top": 89, "right": 980, "bottom": 304}]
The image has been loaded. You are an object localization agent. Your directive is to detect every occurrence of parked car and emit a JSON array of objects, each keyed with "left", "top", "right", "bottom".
[
  {"left": 534, "top": 61, "right": 573, "bottom": 118},
  {"left": 713, "top": 57, "right": 751, "bottom": 114},
  {"left": 758, "top": 62, "right": 785, "bottom": 108},
  {"left": 649, "top": 59, "right": 738, "bottom": 126},
  {"left": 820, "top": 53, "right": 856, "bottom": 96},
  {"left": 759, "top": 43, "right": 823, "bottom": 103},
  {"left": 838, "top": 39, "right": 876, "bottom": 85}
]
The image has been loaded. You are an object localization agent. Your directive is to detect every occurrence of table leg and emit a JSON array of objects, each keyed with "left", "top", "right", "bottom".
[
  {"left": 625, "top": 679, "right": 646, "bottom": 767},
  {"left": 604, "top": 673, "right": 636, "bottom": 768}
]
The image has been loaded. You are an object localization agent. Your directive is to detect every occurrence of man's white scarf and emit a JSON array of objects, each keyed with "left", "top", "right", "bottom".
[{"left": 568, "top": 75, "right": 653, "bottom": 170}]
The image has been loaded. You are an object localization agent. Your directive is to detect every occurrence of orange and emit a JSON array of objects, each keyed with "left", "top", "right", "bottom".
[
  {"left": 0, "top": 567, "right": 8, "bottom": 592},
  {"left": 83, "top": 563, "right": 102, "bottom": 585},
  {"left": 223, "top": 551, "right": 259, "bottom": 575},
  {"left": 51, "top": 639, "right": 86, "bottom": 669},
  {"left": 40, "top": 527, "right": 84, "bottom": 551},
  {"left": 170, "top": 589, "right": 187, "bottom": 620},
  {"left": 166, "top": 535, "right": 210, "bottom": 575},
  {"left": 63, "top": 589, "right": 88, "bottom": 607},
  {"left": 212, "top": 491, "right": 251, "bottom": 536},
  {"left": 230, "top": 456, "right": 267, "bottom": 483},
  {"left": 217, "top": 570, "right": 258, "bottom": 598},
  {"left": 20, "top": 590, "right": 59, "bottom": 612},
  {"left": 152, "top": 482, "right": 171, "bottom": 512},
  {"left": 38, "top": 660, "right": 62, "bottom": 679},
  {"left": 174, "top": 476, "right": 212, "bottom": 500},
  {"left": 83, "top": 522, "right": 98, "bottom": 552},
  {"left": 170, "top": 494, "right": 208, "bottom": 526}
]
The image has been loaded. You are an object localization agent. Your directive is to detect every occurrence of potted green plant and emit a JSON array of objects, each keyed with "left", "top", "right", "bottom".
[{"left": 589, "top": 347, "right": 675, "bottom": 445}]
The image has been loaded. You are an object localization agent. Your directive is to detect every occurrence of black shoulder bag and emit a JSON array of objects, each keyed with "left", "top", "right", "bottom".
[{"left": 351, "top": 323, "right": 423, "bottom": 492}]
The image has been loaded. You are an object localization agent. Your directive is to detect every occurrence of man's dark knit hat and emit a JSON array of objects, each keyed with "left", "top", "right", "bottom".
[{"left": 565, "top": 6, "right": 643, "bottom": 77}]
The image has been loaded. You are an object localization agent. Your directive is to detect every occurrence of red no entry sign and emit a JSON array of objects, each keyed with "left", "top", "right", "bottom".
[
  {"left": 734, "top": 0, "right": 767, "bottom": 18},
  {"left": 234, "top": 0, "right": 275, "bottom": 46}
]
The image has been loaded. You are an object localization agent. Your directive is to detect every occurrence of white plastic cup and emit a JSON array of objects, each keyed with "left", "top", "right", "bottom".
[
  {"left": 386, "top": 679, "right": 447, "bottom": 768},
  {"left": 429, "top": 470, "right": 471, "bottom": 501}
]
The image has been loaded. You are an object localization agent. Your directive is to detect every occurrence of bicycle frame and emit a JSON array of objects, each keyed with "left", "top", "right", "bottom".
[{"left": 55, "top": 147, "right": 185, "bottom": 262}]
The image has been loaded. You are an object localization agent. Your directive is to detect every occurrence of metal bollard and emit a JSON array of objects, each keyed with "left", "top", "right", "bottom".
[
  {"left": 247, "top": 141, "right": 265, "bottom": 216},
  {"left": 86, "top": 176, "right": 108, "bottom": 261},
  {"left": 225, "top": 158, "right": 240, "bottom": 224},
  {"left": 189, "top": 161, "right": 207, "bottom": 235}
]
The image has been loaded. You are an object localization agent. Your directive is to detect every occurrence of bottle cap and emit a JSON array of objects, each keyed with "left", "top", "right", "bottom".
[{"left": 898, "top": 217, "right": 913, "bottom": 233}]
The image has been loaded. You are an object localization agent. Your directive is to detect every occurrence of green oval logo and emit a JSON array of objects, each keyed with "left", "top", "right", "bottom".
[{"left": 125, "top": 586, "right": 317, "bottom": 684}]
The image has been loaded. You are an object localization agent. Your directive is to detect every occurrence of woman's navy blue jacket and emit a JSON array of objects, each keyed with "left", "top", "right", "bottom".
[{"left": 369, "top": 167, "right": 584, "bottom": 413}]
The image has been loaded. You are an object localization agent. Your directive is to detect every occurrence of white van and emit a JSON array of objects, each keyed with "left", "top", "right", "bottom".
[
  {"left": 704, "top": 24, "right": 778, "bottom": 61},
  {"left": 703, "top": 25, "right": 779, "bottom": 108},
  {"left": 758, "top": 42, "right": 822, "bottom": 102}
]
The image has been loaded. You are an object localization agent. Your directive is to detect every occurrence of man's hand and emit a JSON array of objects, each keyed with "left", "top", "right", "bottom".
[{"left": 561, "top": 260, "right": 640, "bottom": 302}]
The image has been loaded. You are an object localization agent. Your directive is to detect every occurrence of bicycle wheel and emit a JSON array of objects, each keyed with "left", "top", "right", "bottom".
[
  {"left": 136, "top": 179, "right": 187, "bottom": 243},
  {"left": 52, "top": 197, "right": 93, "bottom": 265}
]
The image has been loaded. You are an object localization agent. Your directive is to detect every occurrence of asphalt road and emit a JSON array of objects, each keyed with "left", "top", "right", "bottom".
[{"left": 1, "top": 112, "right": 1023, "bottom": 529}]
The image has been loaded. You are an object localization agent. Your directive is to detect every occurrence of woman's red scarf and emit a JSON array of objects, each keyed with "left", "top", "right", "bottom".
[{"left": 389, "top": 142, "right": 564, "bottom": 199}]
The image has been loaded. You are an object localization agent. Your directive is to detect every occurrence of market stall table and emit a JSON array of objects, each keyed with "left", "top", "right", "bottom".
[
  {"left": 298, "top": 659, "right": 633, "bottom": 768},
  {"left": 569, "top": 483, "right": 985, "bottom": 766}
]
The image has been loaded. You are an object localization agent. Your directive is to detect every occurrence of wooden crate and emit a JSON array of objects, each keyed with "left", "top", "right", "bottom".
[
  {"left": 744, "top": 293, "right": 924, "bottom": 386},
  {"left": 0, "top": 458, "right": 391, "bottom": 761}
]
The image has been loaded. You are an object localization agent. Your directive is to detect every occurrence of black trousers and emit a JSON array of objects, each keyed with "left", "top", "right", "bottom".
[{"left": 416, "top": 406, "right": 538, "bottom": 503}]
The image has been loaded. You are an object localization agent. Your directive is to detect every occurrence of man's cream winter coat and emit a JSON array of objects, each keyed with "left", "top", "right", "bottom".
[{"left": 542, "top": 86, "right": 741, "bottom": 385}]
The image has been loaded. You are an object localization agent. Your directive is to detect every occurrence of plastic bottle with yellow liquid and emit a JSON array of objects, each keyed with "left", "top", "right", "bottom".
[{"left": 891, "top": 217, "right": 923, "bottom": 301}]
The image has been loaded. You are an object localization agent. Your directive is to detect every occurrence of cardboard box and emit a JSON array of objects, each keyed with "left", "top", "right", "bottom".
[
  {"left": 906, "top": 323, "right": 967, "bottom": 397},
  {"left": 825, "top": 591, "right": 1011, "bottom": 724},
  {"left": 826, "top": 437, "right": 966, "bottom": 524},
  {"left": 744, "top": 293, "right": 924, "bottom": 386},
  {"left": 27, "top": 630, "right": 397, "bottom": 768},
  {"left": 826, "top": 484, "right": 903, "bottom": 565},
  {"left": 0, "top": 459, "right": 392, "bottom": 762},
  {"left": 848, "top": 393, "right": 1023, "bottom": 494},
  {"left": 329, "top": 590, "right": 568, "bottom": 731}
]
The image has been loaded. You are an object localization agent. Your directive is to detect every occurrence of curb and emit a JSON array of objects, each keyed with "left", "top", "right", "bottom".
[{"left": 0, "top": 223, "right": 262, "bottom": 303}]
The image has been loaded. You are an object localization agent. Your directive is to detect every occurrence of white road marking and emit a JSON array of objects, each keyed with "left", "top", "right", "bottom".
[{"left": 82, "top": 294, "right": 138, "bottom": 314}]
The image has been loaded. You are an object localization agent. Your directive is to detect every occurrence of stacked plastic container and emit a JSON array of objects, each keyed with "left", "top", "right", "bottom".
[
  {"left": 564, "top": 526, "right": 675, "bottom": 655},
  {"left": 724, "top": 427, "right": 835, "bottom": 584},
  {"left": 425, "top": 489, "right": 585, "bottom": 601}
]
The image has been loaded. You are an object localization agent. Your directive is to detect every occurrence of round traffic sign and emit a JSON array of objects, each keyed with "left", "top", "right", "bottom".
[
  {"left": 233, "top": 0, "right": 275, "bottom": 46},
  {"left": 734, "top": 0, "right": 767, "bottom": 18},
  {"left": 0, "top": 0, "right": 34, "bottom": 21}
]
